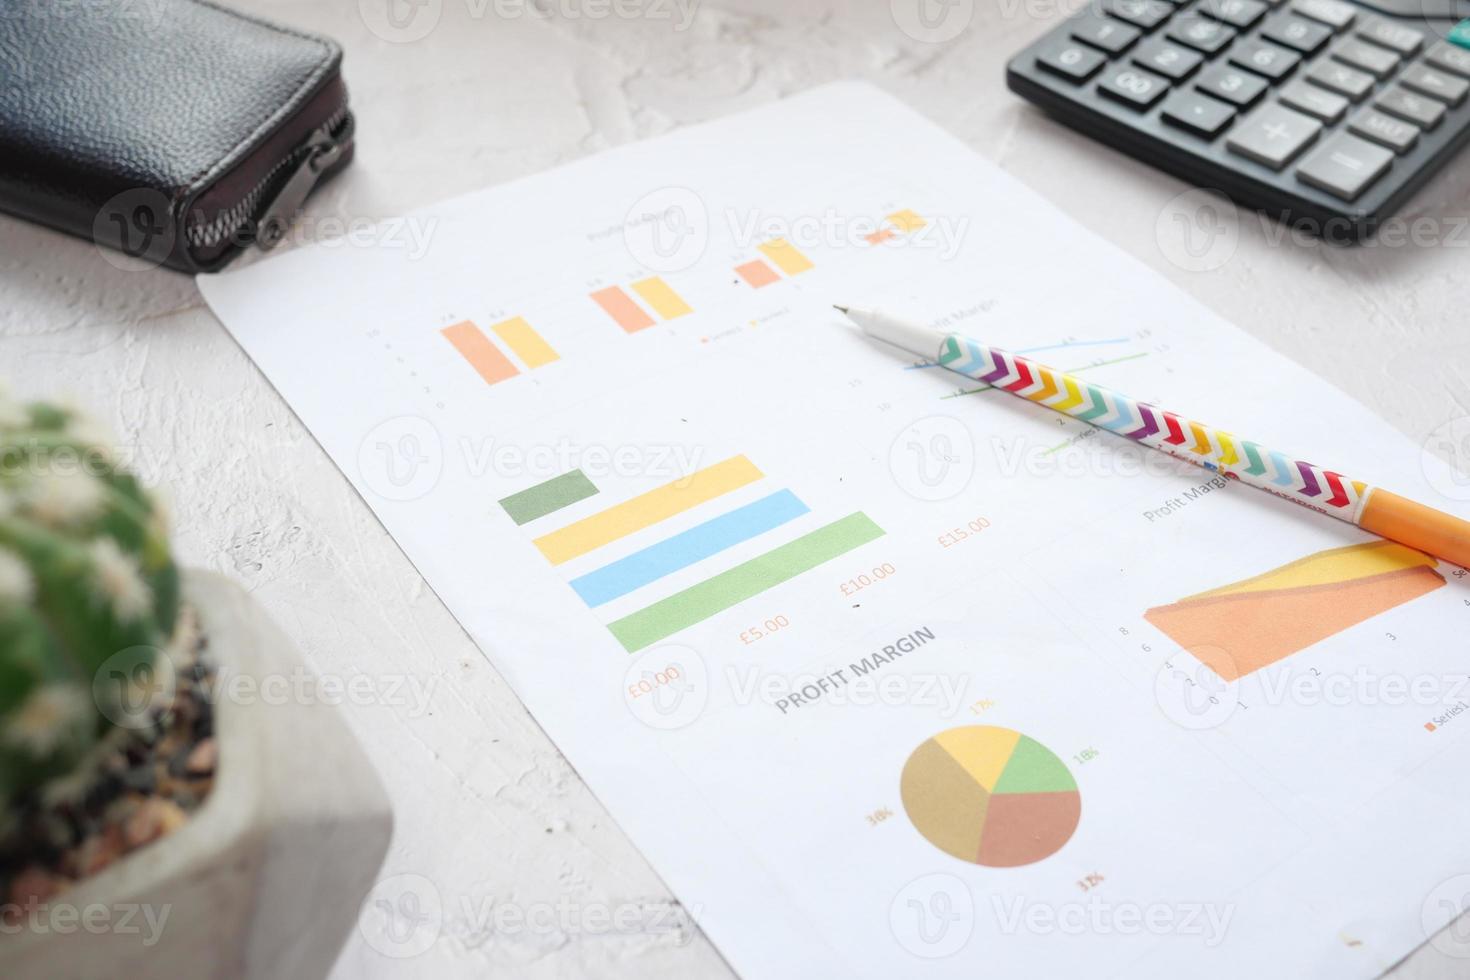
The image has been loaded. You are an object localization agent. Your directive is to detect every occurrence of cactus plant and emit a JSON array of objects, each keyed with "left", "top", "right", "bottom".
[{"left": 0, "top": 391, "right": 179, "bottom": 823}]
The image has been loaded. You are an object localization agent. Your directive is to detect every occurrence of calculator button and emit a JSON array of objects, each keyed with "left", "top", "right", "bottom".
[
  {"left": 1104, "top": 0, "right": 1175, "bottom": 30},
  {"left": 1296, "top": 132, "right": 1393, "bottom": 200},
  {"left": 1355, "top": 18, "right": 1424, "bottom": 57},
  {"left": 1037, "top": 40, "right": 1108, "bottom": 82},
  {"left": 1279, "top": 78, "right": 1349, "bottom": 121},
  {"left": 1162, "top": 90, "right": 1238, "bottom": 135},
  {"left": 1072, "top": 14, "right": 1143, "bottom": 54},
  {"left": 1196, "top": 64, "right": 1270, "bottom": 105},
  {"left": 1347, "top": 107, "right": 1421, "bottom": 153},
  {"left": 1198, "top": 0, "right": 1267, "bottom": 29},
  {"left": 1227, "top": 103, "right": 1323, "bottom": 168},
  {"left": 1307, "top": 59, "right": 1375, "bottom": 100},
  {"left": 1133, "top": 39, "right": 1205, "bottom": 79},
  {"left": 1099, "top": 65, "right": 1172, "bottom": 108},
  {"left": 1262, "top": 15, "right": 1333, "bottom": 54},
  {"left": 1291, "top": 0, "right": 1355, "bottom": 30},
  {"left": 1376, "top": 85, "right": 1446, "bottom": 128},
  {"left": 1424, "top": 41, "right": 1470, "bottom": 79},
  {"left": 1451, "top": 20, "right": 1470, "bottom": 51},
  {"left": 1230, "top": 38, "right": 1302, "bottom": 80},
  {"left": 1331, "top": 39, "right": 1400, "bottom": 79},
  {"left": 1401, "top": 64, "right": 1469, "bottom": 105},
  {"left": 1168, "top": 15, "right": 1237, "bottom": 53}
]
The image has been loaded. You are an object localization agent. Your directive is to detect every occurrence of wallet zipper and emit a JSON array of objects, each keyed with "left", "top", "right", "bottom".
[{"left": 184, "top": 97, "right": 351, "bottom": 253}]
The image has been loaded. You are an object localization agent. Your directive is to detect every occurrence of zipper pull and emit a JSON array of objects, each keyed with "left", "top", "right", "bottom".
[{"left": 255, "top": 122, "right": 351, "bottom": 250}]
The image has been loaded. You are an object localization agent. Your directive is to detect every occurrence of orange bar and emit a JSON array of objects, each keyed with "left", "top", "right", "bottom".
[
  {"left": 735, "top": 260, "right": 780, "bottom": 288},
  {"left": 865, "top": 228, "right": 896, "bottom": 245},
  {"left": 591, "top": 286, "right": 655, "bottom": 334},
  {"left": 442, "top": 321, "right": 518, "bottom": 385},
  {"left": 1360, "top": 489, "right": 1470, "bottom": 569}
]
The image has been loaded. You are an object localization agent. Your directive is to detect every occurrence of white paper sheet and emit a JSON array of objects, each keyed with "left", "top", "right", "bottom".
[{"left": 199, "top": 82, "right": 1470, "bottom": 979}]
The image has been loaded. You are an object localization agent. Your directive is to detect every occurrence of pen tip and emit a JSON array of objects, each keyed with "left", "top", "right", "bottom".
[{"left": 832, "top": 304, "right": 849, "bottom": 314}]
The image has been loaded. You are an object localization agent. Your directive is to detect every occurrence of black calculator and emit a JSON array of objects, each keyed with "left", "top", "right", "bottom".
[{"left": 1007, "top": 0, "right": 1470, "bottom": 239}]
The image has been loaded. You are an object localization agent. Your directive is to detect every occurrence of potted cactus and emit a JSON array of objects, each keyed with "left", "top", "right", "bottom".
[{"left": 0, "top": 393, "right": 393, "bottom": 978}]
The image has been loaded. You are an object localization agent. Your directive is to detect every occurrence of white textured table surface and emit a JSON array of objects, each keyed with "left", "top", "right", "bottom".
[{"left": 3, "top": 1, "right": 1468, "bottom": 977}]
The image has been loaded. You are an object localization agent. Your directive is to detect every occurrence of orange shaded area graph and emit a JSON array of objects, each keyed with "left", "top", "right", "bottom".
[{"left": 1145, "top": 541, "right": 1446, "bottom": 681}]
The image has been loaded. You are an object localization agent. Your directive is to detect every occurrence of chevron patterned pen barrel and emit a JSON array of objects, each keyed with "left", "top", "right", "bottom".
[
  {"left": 839, "top": 305, "right": 1470, "bottom": 569},
  {"left": 936, "top": 334, "right": 1372, "bottom": 523}
]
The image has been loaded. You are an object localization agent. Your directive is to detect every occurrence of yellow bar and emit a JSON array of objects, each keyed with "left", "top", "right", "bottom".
[
  {"left": 492, "top": 316, "right": 559, "bottom": 369},
  {"left": 533, "top": 456, "right": 763, "bottom": 565},
  {"left": 757, "top": 239, "right": 814, "bottom": 276},
  {"left": 631, "top": 277, "right": 693, "bottom": 320},
  {"left": 886, "top": 209, "right": 927, "bottom": 232}
]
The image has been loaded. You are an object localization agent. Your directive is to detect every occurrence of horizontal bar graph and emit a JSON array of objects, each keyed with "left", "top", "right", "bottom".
[
  {"left": 443, "top": 321, "right": 519, "bottom": 385},
  {"left": 608, "top": 512, "right": 885, "bottom": 652},
  {"left": 492, "top": 316, "right": 559, "bottom": 369},
  {"left": 757, "top": 238, "right": 814, "bottom": 276},
  {"left": 504, "top": 450, "right": 885, "bottom": 651},
  {"left": 591, "top": 286, "right": 656, "bottom": 334},
  {"left": 570, "top": 489, "right": 810, "bottom": 606},
  {"left": 499, "top": 469, "right": 599, "bottom": 526},
  {"left": 533, "top": 455, "right": 763, "bottom": 565},
  {"left": 632, "top": 277, "right": 693, "bottom": 320}
]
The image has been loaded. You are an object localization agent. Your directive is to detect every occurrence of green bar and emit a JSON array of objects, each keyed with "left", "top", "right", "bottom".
[
  {"left": 608, "top": 512, "right": 884, "bottom": 652},
  {"left": 499, "top": 470, "right": 599, "bottom": 525}
]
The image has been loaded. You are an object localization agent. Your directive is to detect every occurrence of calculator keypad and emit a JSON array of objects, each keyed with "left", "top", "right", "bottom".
[
  {"left": 1296, "top": 132, "right": 1394, "bottom": 198},
  {"left": 1163, "top": 90, "right": 1239, "bottom": 135},
  {"left": 1135, "top": 39, "right": 1206, "bottom": 79},
  {"left": 1100, "top": 65, "right": 1173, "bottom": 107},
  {"left": 1012, "top": 1, "right": 1470, "bottom": 225},
  {"left": 1229, "top": 39, "right": 1302, "bottom": 81},
  {"left": 1376, "top": 86, "right": 1446, "bottom": 128},
  {"left": 1227, "top": 103, "right": 1323, "bottom": 168}
]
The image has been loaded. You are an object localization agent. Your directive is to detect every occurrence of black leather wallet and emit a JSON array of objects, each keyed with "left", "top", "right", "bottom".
[{"left": 0, "top": 0, "right": 355, "bottom": 273}]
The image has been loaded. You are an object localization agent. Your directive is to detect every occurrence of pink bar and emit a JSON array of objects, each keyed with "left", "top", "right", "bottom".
[{"left": 591, "top": 286, "right": 655, "bottom": 333}]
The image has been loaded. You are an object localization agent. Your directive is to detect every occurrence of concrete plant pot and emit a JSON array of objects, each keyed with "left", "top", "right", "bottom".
[{"left": 1, "top": 571, "right": 393, "bottom": 978}]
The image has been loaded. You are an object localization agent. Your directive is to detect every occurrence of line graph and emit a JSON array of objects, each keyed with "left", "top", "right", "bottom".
[
  {"left": 904, "top": 336, "right": 1134, "bottom": 371},
  {"left": 939, "top": 351, "right": 1149, "bottom": 400}
]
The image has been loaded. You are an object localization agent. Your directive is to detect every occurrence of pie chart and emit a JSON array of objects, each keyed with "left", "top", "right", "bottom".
[{"left": 900, "top": 725, "right": 1081, "bottom": 867}]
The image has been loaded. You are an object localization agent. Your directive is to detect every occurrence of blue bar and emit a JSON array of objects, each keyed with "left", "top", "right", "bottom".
[{"left": 570, "top": 490, "right": 809, "bottom": 606}]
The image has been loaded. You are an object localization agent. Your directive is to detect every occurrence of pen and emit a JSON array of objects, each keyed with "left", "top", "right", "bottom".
[{"left": 837, "top": 305, "right": 1470, "bottom": 569}]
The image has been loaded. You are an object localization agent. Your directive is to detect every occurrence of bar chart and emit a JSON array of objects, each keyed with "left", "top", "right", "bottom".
[
  {"left": 732, "top": 237, "right": 815, "bottom": 290},
  {"left": 500, "top": 455, "right": 885, "bottom": 652},
  {"left": 442, "top": 317, "right": 560, "bottom": 387},
  {"left": 591, "top": 276, "right": 693, "bottom": 334}
]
